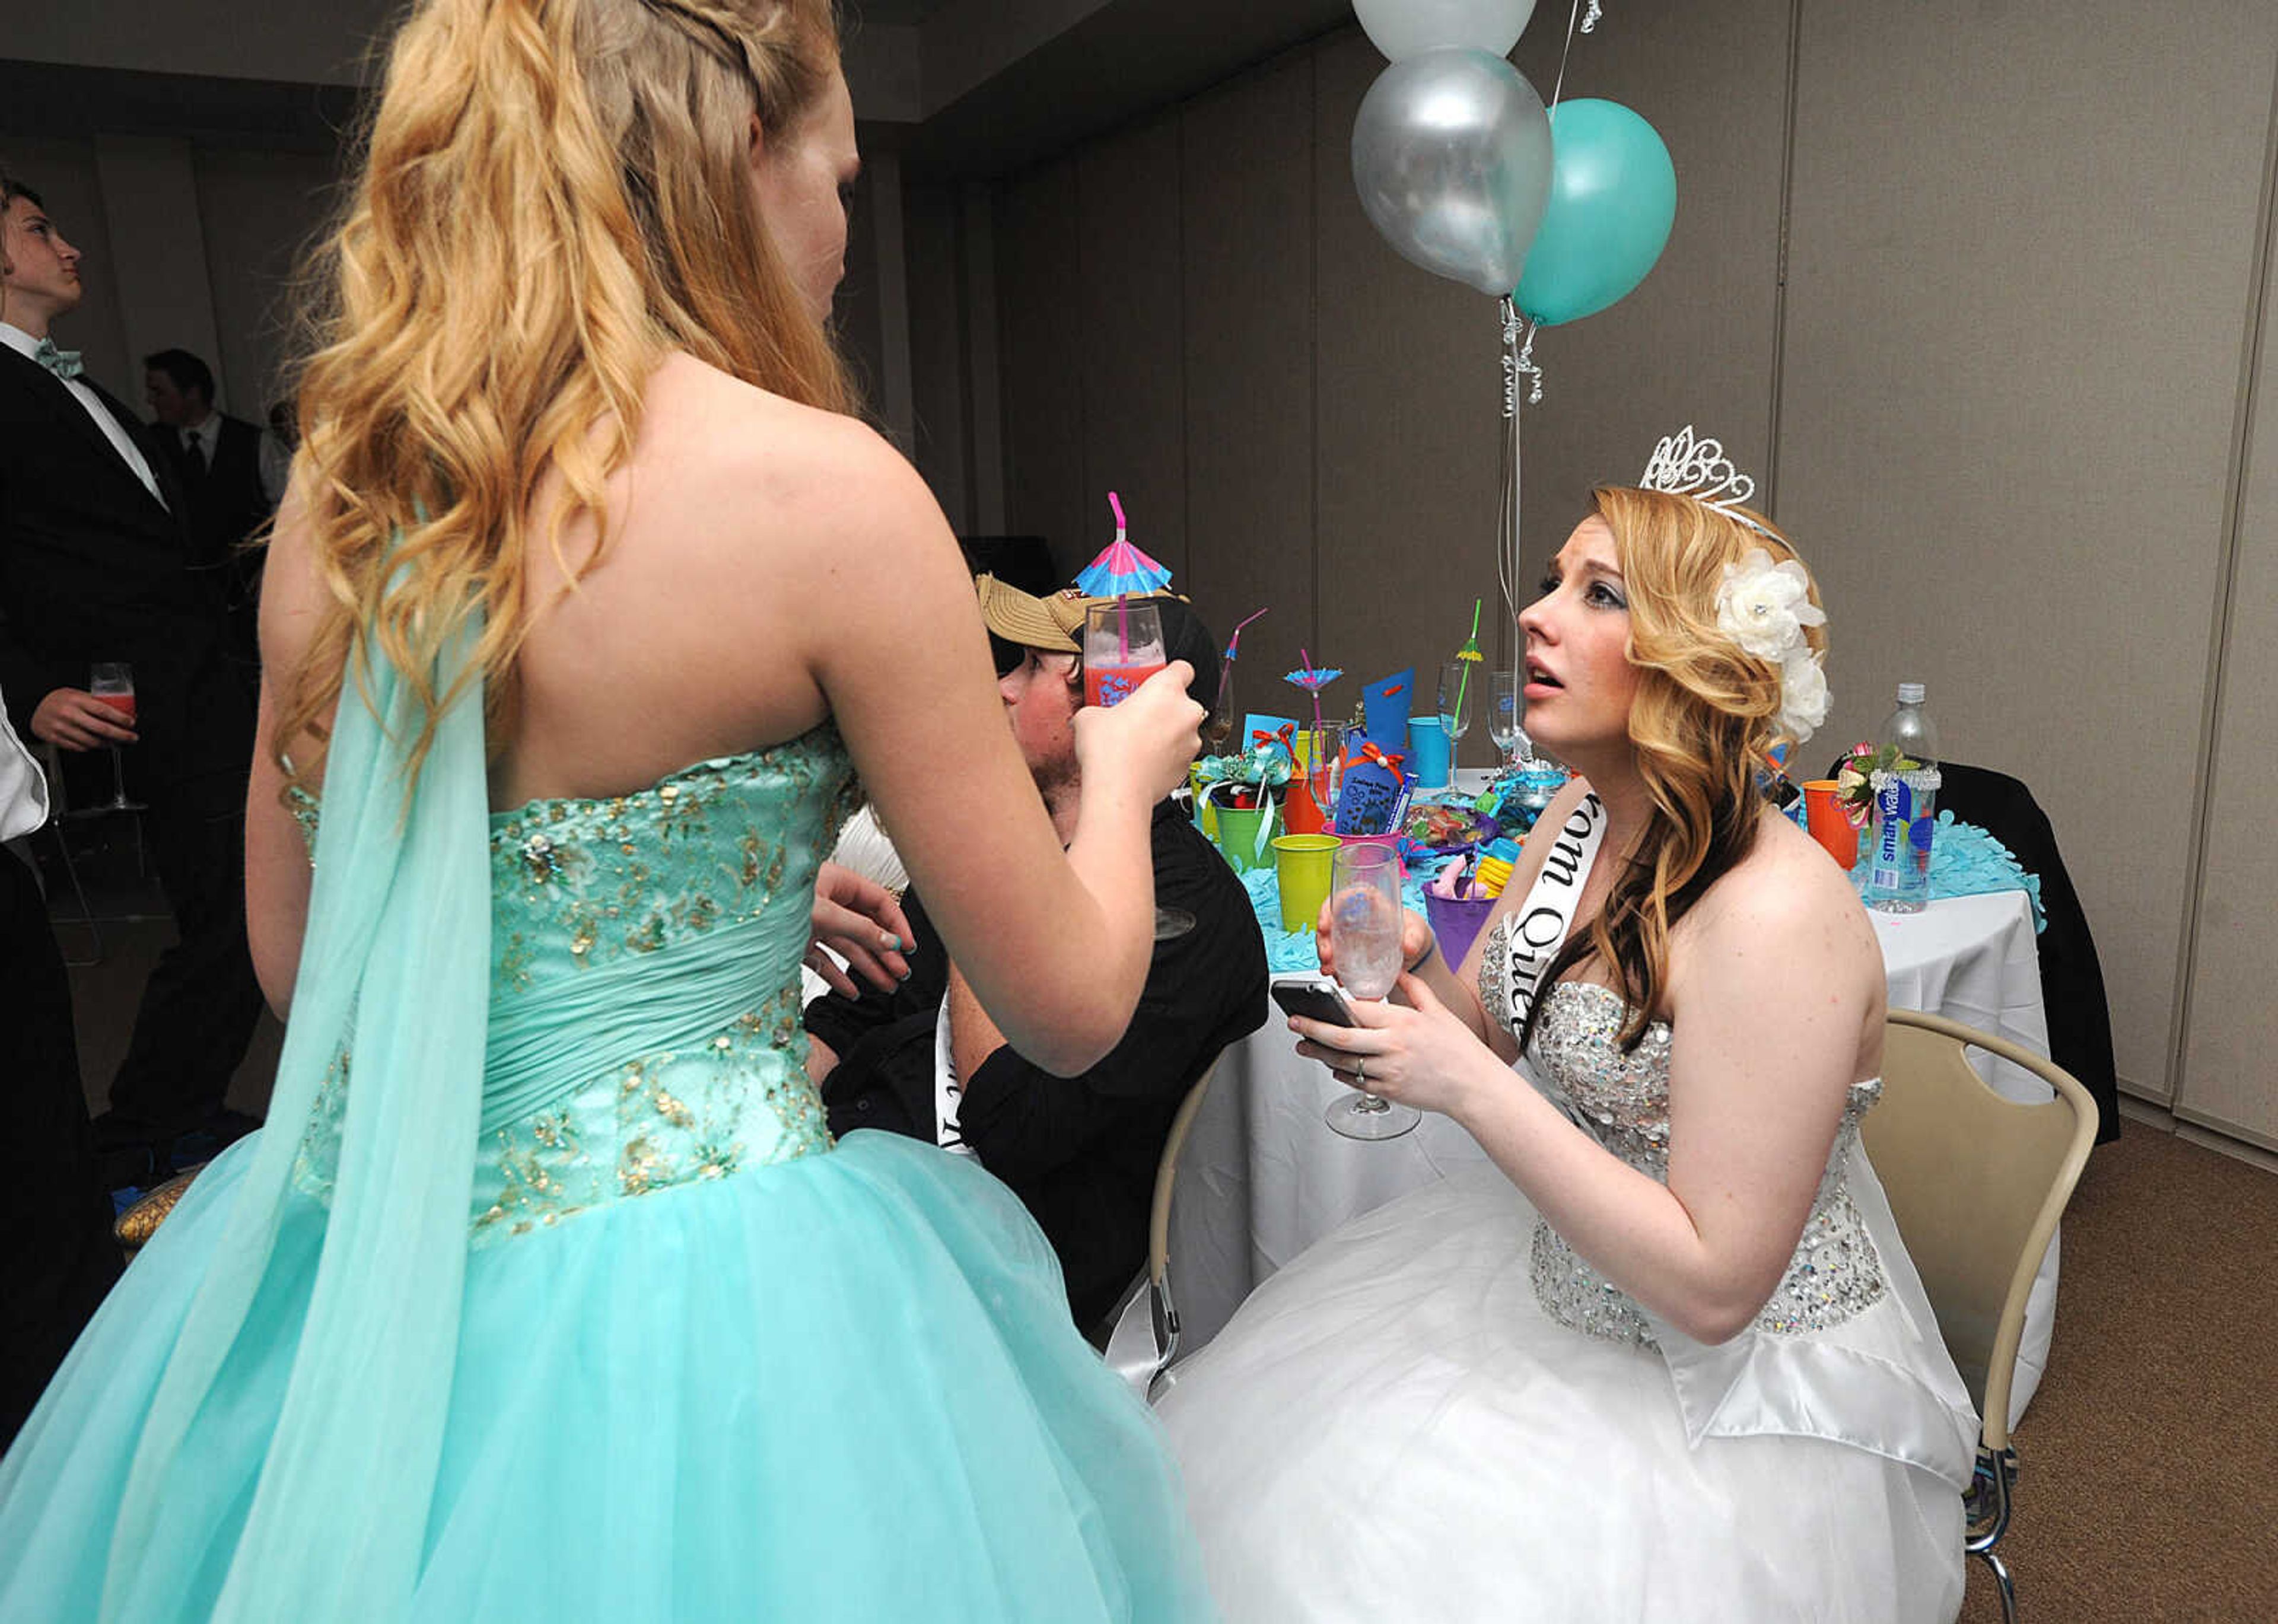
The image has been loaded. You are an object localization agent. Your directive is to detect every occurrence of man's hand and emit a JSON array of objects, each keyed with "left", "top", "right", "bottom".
[
  {"left": 808, "top": 860, "right": 914, "bottom": 997},
  {"left": 31, "top": 687, "right": 138, "bottom": 751}
]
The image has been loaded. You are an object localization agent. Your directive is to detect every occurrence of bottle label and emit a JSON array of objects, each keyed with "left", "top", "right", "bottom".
[{"left": 1869, "top": 772, "right": 1936, "bottom": 895}]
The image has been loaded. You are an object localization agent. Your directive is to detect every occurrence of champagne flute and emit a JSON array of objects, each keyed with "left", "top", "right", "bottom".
[
  {"left": 1438, "top": 661, "right": 1474, "bottom": 773},
  {"left": 1488, "top": 671, "right": 1523, "bottom": 770},
  {"left": 87, "top": 662, "right": 146, "bottom": 813},
  {"left": 1306, "top": 720, "right": 1345, "bottom": 820},
  {"left": 1203, "top": 660, "right": 1238, "bottom": 757},
  {"left": 1323, "top": 842, "right": 1420, "bottom": 1141}
]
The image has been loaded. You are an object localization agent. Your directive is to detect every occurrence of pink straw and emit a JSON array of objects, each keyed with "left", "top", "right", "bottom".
[{"left": 1108, "top": 491, "right": 1128, "bottom": 541}]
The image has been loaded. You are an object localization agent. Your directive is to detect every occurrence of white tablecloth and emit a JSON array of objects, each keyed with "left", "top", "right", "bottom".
[{"left": 1168, "top": 886, "right": 2057, "bottom": 1424}]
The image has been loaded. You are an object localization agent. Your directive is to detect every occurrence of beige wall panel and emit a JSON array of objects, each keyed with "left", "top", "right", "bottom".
[
  {"left": 2179, "top": 244, "right": 2278, "bottom": 1145},
  {"left": 905, "top": 179, "right": 975, "bottom": 532},
  {"left": 1777, "top": 2, "right": 2278, "bottom": 1096},
  {"left": 0, "top": 137, "right": 132, "bottom": 402},
  {"left": 1078, "top": 115, "right": 1186, "bottom": 584},
  {"left": 1312, "top": 30, "right": 1507, "bottom": 753},
  {"left": 192, "top": 147, "right": 341, "bottom": 422},
  {"left": 1180, "top": 53, "right": 1317, "bottom": 718},
  {"left": 1504, "top": 0, "right": 1792, "bottom": 598},
  {"left": 996, "top": 157, "right": 1089, "bottom": 571}
]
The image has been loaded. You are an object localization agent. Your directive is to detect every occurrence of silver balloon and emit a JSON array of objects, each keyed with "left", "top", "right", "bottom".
[{"left": 1350, "top": 50, "right": 1552, "bottom": 298}]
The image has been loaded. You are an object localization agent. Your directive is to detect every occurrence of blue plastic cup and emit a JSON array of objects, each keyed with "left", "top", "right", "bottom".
[{"left": 1407, "top": 716, "right": 1452, "bottom": 790}]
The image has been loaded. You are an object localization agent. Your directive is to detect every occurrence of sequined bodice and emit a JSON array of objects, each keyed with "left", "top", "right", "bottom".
[
  {"left": 292, "top": 724, "right": 861, "bottom": 1243},
  {"left": 1516, "top": 977, "right": 1887, "bottom": 1348}
]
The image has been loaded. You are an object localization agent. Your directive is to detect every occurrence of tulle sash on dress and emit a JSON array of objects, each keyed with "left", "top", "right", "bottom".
[{"left": 103, "top": 620, "right": 491, "bottom": 1622}]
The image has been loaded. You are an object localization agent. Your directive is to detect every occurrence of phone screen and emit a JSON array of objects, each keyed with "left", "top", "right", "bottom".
[{"left": 1271, "top": 979, "right": 1358, "bottom": 1028}]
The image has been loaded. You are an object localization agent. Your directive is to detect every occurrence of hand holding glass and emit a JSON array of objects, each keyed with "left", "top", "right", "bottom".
[
  {"left": 1082, "top": 600, "right": 1167, "bottom": 710},
  {"left": 1324, "top": 842, "right": 1420, "bottom": 1140}
]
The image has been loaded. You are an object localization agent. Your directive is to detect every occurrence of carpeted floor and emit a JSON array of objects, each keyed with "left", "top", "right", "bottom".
[{"left": 1958, "top": 1124, "right": 2278, "bottom": 1622}]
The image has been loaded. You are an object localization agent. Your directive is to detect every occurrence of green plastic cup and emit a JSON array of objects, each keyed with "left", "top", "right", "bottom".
[
  {"left": 1271, "top": 833, "right": 1342, "bottom": 933},
  {"left": 1214, "top": 803, "right": 1273, "bottom": 873}
]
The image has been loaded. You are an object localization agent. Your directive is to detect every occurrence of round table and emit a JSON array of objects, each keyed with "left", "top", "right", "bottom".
[{"left": 1167, "top": 885, "right": 2058, "bottom": 1426}]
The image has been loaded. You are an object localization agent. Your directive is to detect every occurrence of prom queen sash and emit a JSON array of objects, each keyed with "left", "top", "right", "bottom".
[
  {"left": 1490, "top": 791, "right": 1606, "bottom": 1036},
  {"left": 933, "top": 1001, "right": 976, "bottom": 1157}
]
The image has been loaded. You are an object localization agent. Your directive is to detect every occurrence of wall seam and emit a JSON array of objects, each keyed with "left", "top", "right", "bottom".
[
  {"left": 1761, "top": 0, "right": 1805, "bottom": 511},
  {"left": 2165, "top": 33, "right": 2278, "bottom": 1114},
  {"left": 1307, "top": 45, "right": 1322, "bottom": 665}
]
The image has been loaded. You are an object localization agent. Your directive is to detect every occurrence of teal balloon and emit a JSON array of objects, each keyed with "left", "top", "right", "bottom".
[{"left": 1513, "top": 99, "right": 1676, "bottom": 327}]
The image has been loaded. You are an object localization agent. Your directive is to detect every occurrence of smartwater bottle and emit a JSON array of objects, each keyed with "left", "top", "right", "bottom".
[{"left": 1866, "top": 682, "right": 1940, "bottom": 913}]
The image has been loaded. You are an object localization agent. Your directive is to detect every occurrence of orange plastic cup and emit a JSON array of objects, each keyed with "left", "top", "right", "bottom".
[{"left": 1800, "top": 779, "right": 1859, "bottom": 871}]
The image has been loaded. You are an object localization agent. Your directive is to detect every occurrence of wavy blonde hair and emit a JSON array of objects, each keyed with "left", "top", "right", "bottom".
[
  {"left": 1520, "top": 485, "right": 1829, "bottom": 1052},
  {"left": 276, "top": 0, "right": 849, "bottom": 788}
]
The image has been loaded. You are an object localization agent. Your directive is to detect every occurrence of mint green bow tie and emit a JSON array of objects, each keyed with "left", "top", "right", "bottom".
[{"left": 31, "top": 337, "right": 84, "bottom": 382}]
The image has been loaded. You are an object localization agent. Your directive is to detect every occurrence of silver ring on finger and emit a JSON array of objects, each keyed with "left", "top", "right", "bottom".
[{"left": 1354, "top": 1056, "right": 1367, "bottom": 1086}]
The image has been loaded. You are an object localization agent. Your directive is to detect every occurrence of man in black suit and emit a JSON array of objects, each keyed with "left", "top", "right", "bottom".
[
  {"left": 806, "top": 582, "right": 1268, "bottom": 1330},
  {"left": 0, "top": 173, "right": 266, "bottom": 1179},
  {"left": 145, "top": 346, "right": 272, "bottom": 674}
]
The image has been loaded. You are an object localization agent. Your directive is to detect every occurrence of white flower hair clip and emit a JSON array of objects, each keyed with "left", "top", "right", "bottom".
[{"left": 1716, "top": 547, "right": 1829, "bottom": 743}]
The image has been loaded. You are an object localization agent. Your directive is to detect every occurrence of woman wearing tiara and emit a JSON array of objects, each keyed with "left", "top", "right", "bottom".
[
  {"left": 1158, "top": 463, "right": 1977, "bottom": 1622},
  {"left": 0, "top": 1, "right": 1218, "bottom": 1618}
]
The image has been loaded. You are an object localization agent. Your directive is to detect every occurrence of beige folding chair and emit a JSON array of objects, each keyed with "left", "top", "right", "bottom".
[
  {"left": 1101, "top": 1058, "right": 1219, "bottom": 1402},
  {"left": 1863, "top": 1009, "right": 2098, "bottom": 1624}
]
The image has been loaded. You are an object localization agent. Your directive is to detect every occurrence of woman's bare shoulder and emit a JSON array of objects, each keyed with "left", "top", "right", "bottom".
[{"left": 1689, "top": 812, "right": 1881, "bottom": 976}]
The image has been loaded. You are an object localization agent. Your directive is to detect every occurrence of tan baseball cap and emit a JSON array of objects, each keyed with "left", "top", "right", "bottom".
[{"left": 974, "top": 574, "right": 1090, "bottom": 654}]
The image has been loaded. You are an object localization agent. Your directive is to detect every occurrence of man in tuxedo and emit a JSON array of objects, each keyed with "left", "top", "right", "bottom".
[
  {"left": 0, "top": 172, "right": 266, "bottom": 1180},
  {"left": 145, "top": 346, "right": 273, "bottom": 674}
]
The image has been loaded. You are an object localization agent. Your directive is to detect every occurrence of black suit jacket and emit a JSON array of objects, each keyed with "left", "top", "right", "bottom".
[
  {"left": 807, "top": 803, "right": 1270, "bottom": 1326},
  {"left": 155, "top": 413, "right": 271, "bottom": 568},
  {"left": 0, "top": 346, "right": 253, "bottom": 793}
]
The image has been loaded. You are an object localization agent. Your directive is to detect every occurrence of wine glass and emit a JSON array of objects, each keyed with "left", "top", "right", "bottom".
[
  {"left": 1203, "top": 659, "right": 1238, "bottom": 758},
  {"left": 1488, "top": 671, "right": 1524, "bottom": 770},
  {"left": 1306, "top": 720, "right": 1345, "bottom": 820},
  {"left": 1323, "top": 842, "right": 1420, "bottom": 1141},
  {"left": 86, "top": 662, "right": 146, "bottom": 813},
  {"left": 1438, "top": 661, "right": 1474, "bottom": 772}
]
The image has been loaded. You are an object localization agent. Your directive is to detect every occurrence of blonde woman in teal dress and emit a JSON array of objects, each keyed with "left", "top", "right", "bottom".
[{"left": 0, "top": 1, "right": 1217, "bottom": 1618}]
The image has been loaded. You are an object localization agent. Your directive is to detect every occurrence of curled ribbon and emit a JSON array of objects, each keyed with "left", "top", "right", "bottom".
[{"left": 1350, "top": 740, "right": 1407, "bottom": 776}]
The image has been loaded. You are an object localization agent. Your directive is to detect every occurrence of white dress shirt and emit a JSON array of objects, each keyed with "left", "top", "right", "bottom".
[
  {"left": 0, "top": 682, "right": 50, "bottom": 843},
  {"left": 0, "top": 320, "right": 167, "bottom": 508}
]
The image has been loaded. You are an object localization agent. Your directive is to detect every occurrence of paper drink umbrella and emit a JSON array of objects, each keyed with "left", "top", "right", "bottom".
[{"left": 1075, "top": 492, "right": 1173, "bottom": 596}]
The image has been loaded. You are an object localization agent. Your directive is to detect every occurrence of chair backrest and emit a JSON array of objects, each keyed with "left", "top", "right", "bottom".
[
  {"left": 1149, "top": 1058, "right": 1220, "bottom": 1294},
  {"left": 1863, "top": 1009, "right": 2097, "bottom": 1451}
]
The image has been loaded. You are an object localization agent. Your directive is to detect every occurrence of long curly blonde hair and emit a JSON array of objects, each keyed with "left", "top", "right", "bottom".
[
  {"left": 1520, "top": 485, "right": 1829, "bottom": 1052},
  {"left": 276, "top": 0, "right": 848, "bottom": 788}
]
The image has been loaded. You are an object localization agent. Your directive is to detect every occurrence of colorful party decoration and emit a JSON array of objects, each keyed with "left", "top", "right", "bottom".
[{"left": 1074, "top": 491, "right": 1173, "bottom": 596}]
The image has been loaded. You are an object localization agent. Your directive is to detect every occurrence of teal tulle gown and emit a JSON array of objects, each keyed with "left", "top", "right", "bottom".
[{"left": 0, "top": 623, "right": 1214, "bottom": 1622}]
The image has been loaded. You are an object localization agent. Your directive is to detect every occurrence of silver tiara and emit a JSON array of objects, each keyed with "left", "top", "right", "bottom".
[{"left": 1639, "top": 426, "right": 1775, "bottom": 538}]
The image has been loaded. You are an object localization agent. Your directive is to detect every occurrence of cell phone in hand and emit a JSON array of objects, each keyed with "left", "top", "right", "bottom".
[{"left": 1271, "top": 974, "right": 1359, "bottom": 1028}]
